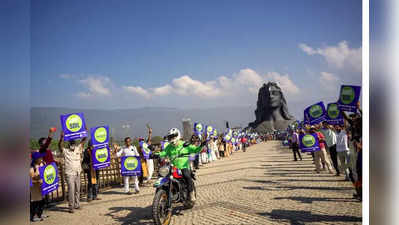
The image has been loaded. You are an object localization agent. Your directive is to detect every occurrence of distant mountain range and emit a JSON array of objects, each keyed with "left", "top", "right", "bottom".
[{"left": 30, "top": 106, "right": 256, "bottom": 140}]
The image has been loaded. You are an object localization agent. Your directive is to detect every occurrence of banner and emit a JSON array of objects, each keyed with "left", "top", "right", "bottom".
[
  {"left": 121, "top": 156, "right": 142, "bottom": 176},
  {"left": 304, "top": 102, "right": 327, "bottom": 125},
  {"left": 193, "top": 122, "right": 204, "bottom": 136},
  {"left": 60, "top": 113, "right": 88, "bottom": 141},
  {"left": 90, "top": 125, "right": 109, "bottom": 148},
  {"left": 299, "top": 133, "right": 320, "bottom": 152},
  {"left": 326, "top": 103, "right": 344, "bottom": 125},
  {"left": 337, "top": 85, "right": 361, "bottom": 112},
  {"left": 92, "top": 146, "right": 111, "bottom": 170},
  {"left": 39, "top": 162, "right": 59, "bottom": 196},
  {"left": 140, "top": 141, "right": 152, "bottom": 160}
]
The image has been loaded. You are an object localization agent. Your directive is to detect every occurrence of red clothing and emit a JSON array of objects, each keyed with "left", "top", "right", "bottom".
[
  {"left": 315, "top": 132, "right": 326, "bottom": 149},
  {"left": 39, "top": 137, "right": 55, "bottom": 164},
  {"left": 241, "top": 138, "right": 247, "bottom": 143}
]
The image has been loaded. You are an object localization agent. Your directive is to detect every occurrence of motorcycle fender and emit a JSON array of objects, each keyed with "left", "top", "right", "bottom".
[{"left": 153, "top": 177, "right": 169, "bottom": 188}]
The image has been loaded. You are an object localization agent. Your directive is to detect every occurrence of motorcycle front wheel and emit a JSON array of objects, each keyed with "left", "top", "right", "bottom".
[{"left": 152, "top": 189, "right": 172, "bottom": 225}]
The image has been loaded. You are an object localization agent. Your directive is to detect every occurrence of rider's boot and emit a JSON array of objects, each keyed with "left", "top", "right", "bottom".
[{"left": 189, "top": 191, "right": 196, "bottom": 201}]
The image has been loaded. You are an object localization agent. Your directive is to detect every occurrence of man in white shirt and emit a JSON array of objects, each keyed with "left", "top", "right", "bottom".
[
  {"left": 58, "top": 131, "right": 87, "bottom": 213},
  {"left": 115, "top": 137, "right": 140, "bottom": 194},
  {"left": 335, "top": 125, "right": 351, "bottom": 180},
  {"left": 320, "top": 122, "right": 339, "bottom": 176}
]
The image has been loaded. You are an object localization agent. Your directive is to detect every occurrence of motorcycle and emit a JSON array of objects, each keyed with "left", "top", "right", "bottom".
[{"left": 152, "top": 154, "right": 197, "bottom": 225}]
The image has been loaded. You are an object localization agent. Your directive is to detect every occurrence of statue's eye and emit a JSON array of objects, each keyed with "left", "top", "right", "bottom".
[{"left": 270, "top": 90, "right": 279, "bottom": 96}]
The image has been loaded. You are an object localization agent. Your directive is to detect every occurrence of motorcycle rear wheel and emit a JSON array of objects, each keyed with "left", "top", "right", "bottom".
[{"left": 152, "top": 189, "right": 172, "bottom": 225}]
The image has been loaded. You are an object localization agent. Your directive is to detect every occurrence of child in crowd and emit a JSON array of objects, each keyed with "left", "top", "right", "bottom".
[{"left": 30, "top": 152, "right": 46, "bottom": 222}]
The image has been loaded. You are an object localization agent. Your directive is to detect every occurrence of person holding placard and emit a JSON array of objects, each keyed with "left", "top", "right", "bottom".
[
  {"left": 335, "top": 125, "right": 352, "bottom": 181},
  {"left": 310, "top": 126, "right": 334, "bottom": 174},
  {"left": 82, "top": 143, "right": 101, "bottom": 202},
  {"left": 142, "top": 126, "right": 155, "bottom": 184},
  {"left": 30, "top": 152, "right": 46, "bottom": 222},
  {"left": 115, "top": 137, "right": 140, "bottom": 194},
  {"left": 290, "top": 129, "right": 302, "bottom": 161},
  {"left": 58, "top": 130, "right": 88, "bottom": 213},
  {"left": 320, "top": 121, "right": 339, "bottom": 176}
]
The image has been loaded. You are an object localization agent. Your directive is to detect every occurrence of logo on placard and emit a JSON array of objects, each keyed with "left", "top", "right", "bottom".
[
  {"left": 43, "top": 165, "right": 56, "bottom": 185},
  {"left": 66, "top": 114, "right": 83, "bottom": 132},
  {"left": 309, "top": 105, "right": 323, "bottom": 118},
  {"left": 340, "top": 86, "right": 355, "bottom": 104},
  {"left": 231, "top": 137, "right": 236, "bottom": 143},
  {"left": 213, "top": 129, "right": 217, "bottom": 136},
  {"left": 225, "top": 134, "right": 231, "bottom": 141},
  {"left": 328, "top": 104, "right": 340, "bottom": 119},
  {"left": 124, "top": 157, "right": 138, "bottom": 170},
  {"left": 94, "top": 127, "right": 107, "bottom": 143},
  {"left": 207, "top": 126, "right": 213, "bottom": 133},
  {"left": 302, "top": 135, "right": 316, "bottom": 147},
  {"left": 95, "top": 148, "right": 108, "bottom": 163},
  {"left": 142, "top": 143, "right": 151, "bottom": 154},
  {"left": 195, "top": 123, "right": 203, "bottom": 132}
]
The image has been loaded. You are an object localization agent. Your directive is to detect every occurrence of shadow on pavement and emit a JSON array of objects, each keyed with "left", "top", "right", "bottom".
[
  {"left": 276, "top": 179, "right": 346, "bottom": 183},
  {"left": 274, "top": 196, "right": 358, "bottom": 204},
  {"left": 242, "top": 185, "right": 353, "bottom": 191},
  {"left": 258, "top": 209, "right": 361, "bottom": 225},
  {"left": 105, "top": 205, "right": 153, "bottom": 225},
  {"left": 105, "top": 204, "right": 189, "bottom": 225},
  {"left": 47, "top": 206, "right": 71, "bottom": 213}
]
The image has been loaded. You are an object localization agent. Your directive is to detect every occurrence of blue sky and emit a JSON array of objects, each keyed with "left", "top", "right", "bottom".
[{"left": 30, "top": 0, "right": 362, "bottom": 118}]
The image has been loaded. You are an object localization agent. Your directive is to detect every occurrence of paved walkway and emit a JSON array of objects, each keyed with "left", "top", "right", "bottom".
[{"left": 41, "top": 141, "right": 362, "bottom": 225}]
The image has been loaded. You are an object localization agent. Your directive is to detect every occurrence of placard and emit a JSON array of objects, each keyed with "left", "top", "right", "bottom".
[
  {"left": 299, "top": 133, "right": 320, "bottom": 152},
  {"left": 326, "top": 103, "right": 344, "bottom": 125},
  {"left": 92, "top": 146, "right": 111, "bottom": 170},
  {"left": 161, "top": 141, "right": 168, "bottom": 150},
  {"left": 337, "top": 85, "right": 361, "bottom": 112},
  {"left": 140, "top": 141, "right": 152, "bottom": 160},
  {"left": 60, "top": 113, "right": 88, "bottom": 141},
  {"left": 39, "top": 162, "right": 59, "bottom": 196},
  {"left": 121, "top": 156, "right": 142, "bottom": 176},
  {"left": 90, "top": 125, "right": 109, "bottom": 147},
  {"left": 304, "top": 102, "right": 327, "bottom": 125},
  {"left": 193, "top": 122, "right": 204, "bottom": 136}
]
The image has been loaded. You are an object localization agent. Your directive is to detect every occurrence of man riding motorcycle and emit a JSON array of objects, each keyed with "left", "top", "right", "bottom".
[{"left": 154, "top": 128, "right": 206, "bottom": 201}]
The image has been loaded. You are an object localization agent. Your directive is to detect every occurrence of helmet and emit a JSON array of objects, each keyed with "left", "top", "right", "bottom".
[{"left": 167, "top": 128, "right": 181, "bottom": 145}]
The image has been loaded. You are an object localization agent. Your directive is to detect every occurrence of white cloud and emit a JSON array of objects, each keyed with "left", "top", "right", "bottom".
[
  {"left": 78, "top": 76, "right": 111, "bottom": 97},
  {"left": 123, "top": 86, "right": 151, "bottom": 99},
  {"left": 299, "top": 41, "right": 362, "bottom": 72},
  {"left": 171, "top": 75, "right": 223, "bottom": 97},
  {"left": 320, "top": 72, "right": 340, "bottom": 92},
  {"left": 320, "top": 72, "right": 339, "bottom": 83},
  {"left": 123, "top": 68, "right": 300, "bottom": 99},
  {"left": 153, "top": 84, "right": 173, "bottom": 96},
  {"left": 265, "top": 72, "right": 300, "bottom": 95},
  {"left": 298, "top": 43, "right": 317, "bottom": 55}
]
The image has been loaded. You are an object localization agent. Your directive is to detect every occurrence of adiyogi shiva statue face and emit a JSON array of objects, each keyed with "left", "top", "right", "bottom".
[{"left": 249, "top": 82, "right": 296, "bottom": 133}]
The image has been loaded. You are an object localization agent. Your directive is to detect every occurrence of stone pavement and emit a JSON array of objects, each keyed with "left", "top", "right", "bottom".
[{"left": 40, "top": 141, "right": 362, "bottom": 225}]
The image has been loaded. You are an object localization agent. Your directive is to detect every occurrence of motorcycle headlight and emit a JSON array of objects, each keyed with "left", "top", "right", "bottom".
[{"left": 158, "top": 166, "right": 170, "bottom": 177}]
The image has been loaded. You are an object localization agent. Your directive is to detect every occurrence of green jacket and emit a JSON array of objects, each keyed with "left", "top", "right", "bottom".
[{"left": 156, "top": 140, "right": 203, "bottom": 169}]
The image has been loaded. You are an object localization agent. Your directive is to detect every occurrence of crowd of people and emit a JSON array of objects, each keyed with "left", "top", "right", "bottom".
[
  {"left": 287, "top": 102, "right": 363, "bottom": 201},
  {"left": 29, "top": 124, "right": 261, "bottom": 222}
]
